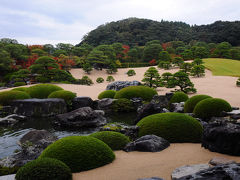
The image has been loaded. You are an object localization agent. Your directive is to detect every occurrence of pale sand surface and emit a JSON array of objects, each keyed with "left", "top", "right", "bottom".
[
  {"left": 73, "top": 144, "right": 240, "bottom": 180},
  {"left": 1, "top": 67, "right": 240, "bottom": 179}
]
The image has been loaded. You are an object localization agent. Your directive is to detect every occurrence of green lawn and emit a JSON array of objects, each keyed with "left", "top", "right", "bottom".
[{"left": 203, "top": 58, "right": 240, "bottom": 77}]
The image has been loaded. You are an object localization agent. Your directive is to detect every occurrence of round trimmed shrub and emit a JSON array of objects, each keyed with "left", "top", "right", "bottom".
[
  {"left": 184, "top": 95, "right": 212, "bottom": 113},
  {"left": 114, "top": 86, "right": 157, "bottom": 101},
  {"left": 127, "top": 69, "right": 136, "bottom": 76},
  {"left": 193, "top": 98, "right": 232, "bottom": 120},
  {"left": 11, "top": 87, "right": 29, "bottom": 92},
  {"left": 0, "top": 90, "right": 31, "bottom": 105},
  {"left": 15, "top": 158, "right": 72, "bottom": 180},
  {"left": 106, "top": 76, "right": 115, "bottom": 82},
  {"left": 137, "top": 113, "right": 203, "bottom": 143},
  {"left": 110, "top": 98, "right": 135, "bottom": 112},
  {"left": 169, "top": 92, "right": 189, "bottom": 104},
  {"left": 90, "top": 131, "right": 130, "bottom": 150},
  {"left": 96, "top": 77, "right": 104, "bottom": 83},
  {"left": 27, "top": 84, "right": 63, "bottom": 99},
  {"left": 39, "top": 136, "right": 115, "bottom": 173},
  {"left": 48, "top": 90, "right": 76, "bottom": 105},
  {"left": 14, "top": 82, "right": 26, "bottom": 87},
  {"left": 98, "top": 90, "right": 116, "bottom": 99}
]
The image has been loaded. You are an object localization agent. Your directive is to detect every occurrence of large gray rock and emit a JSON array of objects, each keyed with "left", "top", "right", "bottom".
[
  {"left": 0, "top": 130, "right": 57, "bottom": 167},
  {"left": 0, "top": 114, "right": 27, "bottom": 126},
  {"left": 176, "top": 163, "right": 240, "bottom": 180},
  {"left": 209, "top": 157, "right": 236, "bottom": 166},
  {"left": 106, "top": 81, "right": 141, "bottom": 91},
  {"left": 9, "top": 98, "right": 67, "bottom": 117},
  {"left": 0, "top": 174, "right": 15, "bottom": 180},
  {"left": 202, "top": 122, "right": 240, "bottom": 156},
  {"left": 55, "top": 107, "right": 107, "bottom": 128},
  {"left": 97, "top": 98, "right": 117, "bottom": 112},
  {"left": 172, "top": 164, "right": 210, "bottom": 180},
  {"left": 72, "top": 96, "right": 94, "bottom": 110},
  {"left": 169, "top": 102, "right": 185, "bottom": 113},
  {"left": 124, "top": 135, "right": 170, "bottom": 152}
]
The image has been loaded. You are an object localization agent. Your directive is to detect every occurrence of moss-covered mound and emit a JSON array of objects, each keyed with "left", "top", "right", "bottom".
[
  {"left": 114, "top": 86, "right": 157, "bottom": 101},
  {"left": 0, "top": 90, "right": 31, "bottom": 105},
  {"left": 110, "top": 98, "right": 135, "bottom": 112},
  {"left": 11, "top": 87, "right": 29, "bottom": 92},
  {"left": 27, "top": 84, "right": 63, "bottom": 99},
  {"left": 90, "top": 131, "right": 130, "bottom": 150},
  {"left": 137, "top": 113, "right": 203, "bottom": 143},
  {"left": 39, "top": 136, "right": 115, "bottom": 173},
  {"left": 98, "top": 90, "right": 116, "bottom": 99},
  {"left": 184, "top": 95, "right": 212, "bottom": 113},
  {"left": 15, "top": 158, "right": 72, "bottom": 180},
  {"left": 169, "top": 92, "right": 189, "bottom": 104},
  {"left": 48, "top": 90, "right": 76, "bottom": 105},
  {"left": 193, "top": 98, "right": 232, "bottom": 120}
]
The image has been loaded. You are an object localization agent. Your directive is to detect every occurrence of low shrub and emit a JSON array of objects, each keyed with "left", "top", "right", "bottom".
[
  {"left": 11, "top": 87, "right": 29, "bottom": 92},
  {"left": 0, "top": 166, "right": 19, "bottom": 176},
  {"left": 127, "top": 69, "right": 136, "bottom": 76},
  {"left": 0, "top": 82, "right": 5, "bottom": 87},
  {"left": 39, "top": 136, "right": 115, "bottom": 173},
  {"left": 193, "top": 98, "right": 232, "bottom": 120},
  {"left": 106, "top": 76, "right": 115, "bottom": 82},
  {"left": 169, "top": 92, "right": 188, "bottom": 104},
  {"left": 184, "top": 95, "right": 212, "bottom": 113},
  {"left": 48, "top": 90, "right": 76, "bottom": 105},
  {"left": 0, "top": 90, "right": 31, "bottom": 105},
  {"left": 114, "top": 86, "right": 157, "bottom": 101},
  {"left": 35, "top": 76, "right": 50, "bottom": 83},
  {"left": 98, "top": 90, "right": 116, "bottom": 99},
  {"left": 26, "top": 84, "right": 63, "bottom": 99},
  {"left": 96, "top": 77, "right": 104, "bottom": 83},
  {"left": 15, "top": 158, "right": 72, "bottom": 180},
  {"left": 237, "top": 78, "right": 240, "bottom": 86},
  {"left": 77, "top": 76, "right": 93, "bottom": 85},
  {"left": 137, "top": 113, "right": 203, "bottom": 143},
  {"left": 110, "top": 98, "right": 135, "bottom": 112},
  {"left": 90, "top": 131, "right": 130, "bottom": 150},
  {"left": 14, "top": 82, "right": 26, "bottom": 87}
]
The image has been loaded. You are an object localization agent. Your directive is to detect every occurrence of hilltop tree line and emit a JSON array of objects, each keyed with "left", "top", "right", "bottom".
[{"left": 79, "top": 18, "right": 240, "bottom": 47}]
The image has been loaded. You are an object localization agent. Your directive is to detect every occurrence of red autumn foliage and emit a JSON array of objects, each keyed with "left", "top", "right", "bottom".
[
  {"left": 162, "top": 42, "right": 172, "bottom": 51},
  {"left": 149, "top": 59, "right": 157, "bottom": 65},
  {"left": 122, "top": 45, "right": 130, "bottom": 54}
]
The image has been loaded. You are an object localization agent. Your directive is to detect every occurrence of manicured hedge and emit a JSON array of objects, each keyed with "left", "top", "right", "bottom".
[
  {"left": 169, "top": 92, "right": 188, "bottom": 104},
  {"left": 137, "top": 113, "right": 203, "bottom": 143},
  {"left": 90, "top": 131, "right": 130, "bottom": 150},
  {"left": 98, "top": 90, "right": 116, "bottom": 99},
  {"left": 27, "top": 84, "right": 63, "bottom": 99},
  {"left": 15, "top": 158, "right": 72, "bottom": 180},
  {"left": 184, "top": 95, "right": 212, "bottom": 113},
  {"left": 48, "top": 90, "right": 76, "bottom": 105},
  {"left": 39, "top": 136, "right": 115, "bottom": 173},
  {"left": 0, "top": 90, "right": 31, "bottom": 105},
  {"left": 193, "top": 98, "right": 232, "bottom": 120},
  {"left": 114, "top": 86, "right": 157, "bottom": 101}
]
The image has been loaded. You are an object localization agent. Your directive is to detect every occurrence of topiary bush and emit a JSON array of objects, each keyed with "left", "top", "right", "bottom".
[
  {"left": 98, "top": 90, "right": 116, "bottom": 99},
  {"left": 137, "top": 113, "right": 203, "bottom": 143},
  {"left": 96, "top": 77, "right": 104, "bottom": 83},
  {"left": 77, "top": 76, "right": 94, "bottom": 85},
  {"left": 14, "top": 82, "right": 26, "bottom": 87},
  {"left": 11, "top": 87, "right": 29, "bottom": 92},
  {"left": 184, "top": 95, "right": 212, "bottom": 113},
  {"left": 39, "top": 136, "right": 115, "bottom": 173},
  {"left": 26, "top": 84, "right": 63, "bottom": 99},
  {"left": 169, "top": 92, "right": 189, "bottom": 104},
  {"left": 114, "top": 86, "right": 157, "bottom": 101},
  {"left": 90, "top": 131, "right": 130, "bottom": 150},
  {"left": 127, "top": 69, "right": 136, "bottom": 76},
  {"left": 0, "top": 90, "right": 31, "bottom": 105},
  {"left": 193, "top": 98, "right": 232, "bottom": 120},
  {"left": 48, "top": 90, "right": 76, "bottom": 105},
  {"left": 15, "top": 158, "right": 72, "bottom": 180},
  {"left": 106, "top": 76, "right": 115, "bottom": 82},
  {"left": 110, "top": 98, "right": 135, "bottom": 112}
]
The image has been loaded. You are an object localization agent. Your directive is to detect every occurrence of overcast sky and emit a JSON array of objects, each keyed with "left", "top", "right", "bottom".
[{"left": 0, "top": 0, "right": 239, "bottom": 45}]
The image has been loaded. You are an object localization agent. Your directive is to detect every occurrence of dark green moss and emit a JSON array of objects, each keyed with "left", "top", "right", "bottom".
[
  {"left": 137, "top": 112, "right": 203, "bottom": 143},
  {"left": 48, "top": 90, "right": 76, "bottom": 105},
  {"left": 110, "top": 98, "right": 135, "bottom": 112},
  {"left": 169, "top": 92, "right": 189, "bottom": 104},
  {"left": 98, "top": 90, "right": 116, "bottom": 99},
  {"left": 0, "top": 90, "right": 31, "bottom": 105},
  {"left": 184, "top": 95, "right": 212, "bottom": 113}
]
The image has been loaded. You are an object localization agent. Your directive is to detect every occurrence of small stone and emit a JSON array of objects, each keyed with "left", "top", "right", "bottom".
[
  {"left": 209, "top": 157, "right": 236, "bottom": 166},
  {"left": 138, "top": 177, "right": 164, "bottom": 180}
]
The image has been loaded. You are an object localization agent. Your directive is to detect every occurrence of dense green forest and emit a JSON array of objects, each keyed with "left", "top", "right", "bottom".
[{"left": 79, "top": 18, "right": 240, "bottom": 46}]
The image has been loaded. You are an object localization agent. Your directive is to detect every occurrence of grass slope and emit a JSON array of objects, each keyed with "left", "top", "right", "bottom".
[{"left": 203, "top": 58, "right": 240, "bottom": 77}]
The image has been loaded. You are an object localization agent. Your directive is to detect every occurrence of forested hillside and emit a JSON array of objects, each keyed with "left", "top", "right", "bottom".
[{"left": 79, "top": 18, "right": 240, "bottom": 46}]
